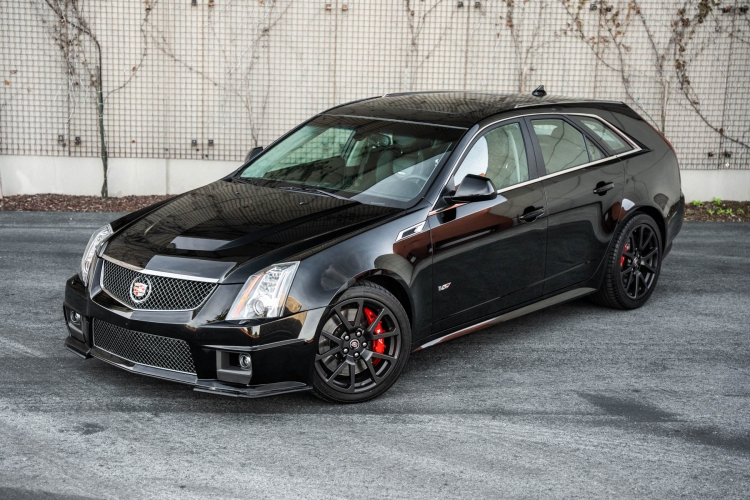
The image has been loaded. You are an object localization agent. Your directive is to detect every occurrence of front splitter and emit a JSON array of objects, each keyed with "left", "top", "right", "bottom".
[{"left": 66, "top": 335, "right": 312, "bottom": 399}]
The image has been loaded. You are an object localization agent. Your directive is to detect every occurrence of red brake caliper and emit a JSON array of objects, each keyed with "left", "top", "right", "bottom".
[
  {"left": 363, "top": 307, "right": 386, "bottom": 366},
  {"left": 620, "top": 243, "right": 630, "bottom": 267}
]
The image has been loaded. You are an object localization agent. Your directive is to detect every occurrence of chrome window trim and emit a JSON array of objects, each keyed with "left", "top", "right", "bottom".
[
  {"left": 429, "top": 112, "right": 642, "bottom": 211},
  {"left": 100, "top": 255, "right": 220, "bottom": 283}
]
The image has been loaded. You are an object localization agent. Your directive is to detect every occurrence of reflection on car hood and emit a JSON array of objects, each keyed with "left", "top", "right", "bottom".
[{"left": 103, "top": 180, "right": 401, "bottom": 281}]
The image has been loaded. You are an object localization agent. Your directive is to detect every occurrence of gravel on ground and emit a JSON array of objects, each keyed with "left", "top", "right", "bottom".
[
  {"left": 3, "top": 193, "right": 749, "bottom": 222},
  {"left": 0, "top": 194, "right": 173, "bottom": 213},
  {"left": 0, "top": 213, "right": 748, "bottom": 499}
]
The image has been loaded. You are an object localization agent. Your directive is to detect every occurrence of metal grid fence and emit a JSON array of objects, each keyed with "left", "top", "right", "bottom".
[{"left": 1, "top": 0, "right": 748, "bottom": 170}]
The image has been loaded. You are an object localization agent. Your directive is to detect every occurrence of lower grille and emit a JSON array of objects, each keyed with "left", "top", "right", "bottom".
[{"left": 93, "top": 320, "right": 197, "bottom": 374}]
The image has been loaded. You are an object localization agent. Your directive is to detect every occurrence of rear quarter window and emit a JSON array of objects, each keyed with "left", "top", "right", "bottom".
[{"left": 578, "top": 118, "right": 632, "bottom": 154}]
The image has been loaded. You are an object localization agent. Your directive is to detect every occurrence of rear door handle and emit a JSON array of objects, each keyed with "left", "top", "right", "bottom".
[
  {"left": 593, "top": 182, "right": 615, "bottom": 196},
  {"left": 519, "top": 207, "right": 545, "bottom": 223}
]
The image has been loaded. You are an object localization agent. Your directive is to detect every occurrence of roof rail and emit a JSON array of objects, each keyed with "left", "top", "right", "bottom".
[{"left": 324, "top": 96, "right": 379, "bottom": 112}]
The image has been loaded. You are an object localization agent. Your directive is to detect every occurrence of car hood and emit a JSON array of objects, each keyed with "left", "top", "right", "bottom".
[{"left": 103, "top": 180, "right": 402, "bottom": 282}]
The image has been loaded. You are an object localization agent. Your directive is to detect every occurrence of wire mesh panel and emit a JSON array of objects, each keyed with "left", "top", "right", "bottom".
[
  {"left": 93, "top": 319, "right": 197, "bottom": 374},
  {"left": 1, "top": 1, "right": 748, "bottom": 170},
  {"left": 101, "top": 259, "right": 217, "bottom": 310}
]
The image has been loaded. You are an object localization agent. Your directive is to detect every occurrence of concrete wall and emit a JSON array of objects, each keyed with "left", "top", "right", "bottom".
[
  {"left": 680, "top": 170, "right": 750, "bottom": 202},
  {"left": 2, "top": 1, "right": 749, "bottom": 172},
  {"left": 0, "top": 156, "right": 238, "bottom": 197},
  {"left": 1, "top": 155, "right": 747, "bottom": 201}
]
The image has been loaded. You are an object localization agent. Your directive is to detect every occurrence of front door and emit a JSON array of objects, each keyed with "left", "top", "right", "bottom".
[
  {"left": 429, "top": 120, "right": 548, "bottom": 334},
  {"left": 525, "top": 115, "right": 625, "bottom": 294}
]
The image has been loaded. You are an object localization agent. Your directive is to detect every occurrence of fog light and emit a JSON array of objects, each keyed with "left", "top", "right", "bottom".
[
  {"left": 69, "top": 311, "right": 82, "bottom": 327},
  {"left": 238, "top": 354, "right": 252, "bottom": 371}
]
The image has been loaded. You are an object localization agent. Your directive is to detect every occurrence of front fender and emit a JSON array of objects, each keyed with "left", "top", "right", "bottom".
[{"left": 285, "top": 208, "right": 433, "bottom": 337}]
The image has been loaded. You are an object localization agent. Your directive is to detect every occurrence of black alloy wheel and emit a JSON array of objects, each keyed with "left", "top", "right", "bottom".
[
  {"left": 619, "top": 223, "right": 659, "bottom": 300},
  {"left": 312, "top": 281, "right": 410, "bottom": 403},
  {"left": 591, "top": 213, "right": 662, "bottom": 310}
]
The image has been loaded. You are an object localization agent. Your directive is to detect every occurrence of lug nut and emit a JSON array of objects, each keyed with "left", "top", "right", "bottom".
[
  {"left": 343, "top": 348, "right": 349, "bottom": 354},
  {"left": 362, "top": 342, "right": 367, "bottom": 348},
  {"left": 356, "top": 331, "right": 361, "bottom": 337},
  {"left": 354, "top": 352, "right": 359, "bottom": 358},
  {"left": 344, "top": 335, "right": 350, "bottom": 341}
]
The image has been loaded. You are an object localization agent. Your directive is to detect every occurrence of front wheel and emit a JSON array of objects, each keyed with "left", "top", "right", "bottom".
[
  {"left": 312, "top": 281, "right": 411, "bottom": 403},
  {"left": 590, "top": 213, "right": 662, "bottom": 310}
]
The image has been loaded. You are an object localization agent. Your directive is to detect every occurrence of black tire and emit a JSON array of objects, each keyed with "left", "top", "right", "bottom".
[
  {"left": 590, "top": 213, "right": 663, "bottom": 310},
  {"left": 312, "top": 281, "right": 411, "bottom": 403}
]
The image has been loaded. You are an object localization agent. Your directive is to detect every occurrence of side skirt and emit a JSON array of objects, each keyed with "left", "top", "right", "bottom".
[{"left": 413, "top": 287, "right": 596, "bottom": 352}]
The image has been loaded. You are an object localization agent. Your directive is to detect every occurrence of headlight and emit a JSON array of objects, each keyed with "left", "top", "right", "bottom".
[
  {"left": 79, "top": 224, "right": 112, "bottom": 285},
  {"left": 227, "top": 262, "right": 299, "bottom": 320}
]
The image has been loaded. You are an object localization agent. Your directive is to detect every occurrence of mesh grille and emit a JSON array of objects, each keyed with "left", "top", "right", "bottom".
[
  {"left": 101, "top": 259, "right": 216, "bottom": 311},
  {"left": 93, "top": 320, "right": 196, "bottom": 374}
]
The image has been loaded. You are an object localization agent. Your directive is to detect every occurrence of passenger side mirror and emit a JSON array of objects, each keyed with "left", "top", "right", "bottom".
[
  {"left": 445, "top": 174, "right": 497, "bottom": 204},
  {"left": 245, "top": 146, "right": 263, "bottom": 163}
]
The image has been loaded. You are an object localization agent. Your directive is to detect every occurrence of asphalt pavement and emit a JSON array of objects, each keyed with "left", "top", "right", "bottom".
[{"left": 0, "top": 212, "right": 749, "bottom": 499}]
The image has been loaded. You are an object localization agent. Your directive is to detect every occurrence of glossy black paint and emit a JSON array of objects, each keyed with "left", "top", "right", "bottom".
[
  {"left": 523, "top": 114, "right": 627, "bottom": 294},
  {"left": 63, "top": 92, "right": 685, "bottom": 397},
  {"left": 429, "top": 183, "right": 548, "bottom": 333},
  {"left": 103, "top": 180, "right": 402, "bottom": 282},
  {"left": 448, "top": 174, "right": 498, "bottom": 203}
]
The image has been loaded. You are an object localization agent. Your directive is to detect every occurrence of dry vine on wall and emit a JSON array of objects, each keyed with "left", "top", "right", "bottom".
[
  {"left": 402, "top": 0, "right": 449, "bottom": 92},
  {"left": 211, "top": 0, "right": 291, "bottom": 149},
  {"left": 503, "top": 0, "right": 549, "bottom": 93},
  {"left": 36, "top": 0, "right": 155, "bottom": 198},
  {"left": 560, "top": 0, "right": 749, "bottom": 158}
]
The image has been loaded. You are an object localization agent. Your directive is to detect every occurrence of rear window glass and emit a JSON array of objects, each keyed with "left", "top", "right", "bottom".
[{"left": 579, "top": 118, "right": 632, "bottom": 154}]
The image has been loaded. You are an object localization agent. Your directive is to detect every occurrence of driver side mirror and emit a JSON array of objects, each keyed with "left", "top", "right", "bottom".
[
  {"left": 445, "top": 174, "right": 497, "bottom": 204},
  {"left": 245, "top": 146, "right": 263, "bottom": 163}
]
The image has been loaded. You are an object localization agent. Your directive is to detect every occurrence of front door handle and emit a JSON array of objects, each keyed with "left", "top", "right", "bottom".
[
  {"left": 519, "top": 207, "right": 545, "bottom": 223},
  {"left": 593, "top": 182, "right": 615, "bottom": 196}
]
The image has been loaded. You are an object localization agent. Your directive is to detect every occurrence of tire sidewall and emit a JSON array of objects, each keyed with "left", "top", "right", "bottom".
[{"left": 312, "top": 284, "right": 411, "bottom": 403}]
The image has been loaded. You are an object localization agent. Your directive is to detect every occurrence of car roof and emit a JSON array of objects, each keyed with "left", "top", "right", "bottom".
[{"left": 324, "top": 91, "right": 623, "bottom": 129}]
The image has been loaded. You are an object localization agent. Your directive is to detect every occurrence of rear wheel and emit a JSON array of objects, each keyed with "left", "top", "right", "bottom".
[
  {"left": 312, "top": 282, "right": 411, "bottom": 403},
  {"left": 591, "top": 213, "right": 662, "bottom": 310}
]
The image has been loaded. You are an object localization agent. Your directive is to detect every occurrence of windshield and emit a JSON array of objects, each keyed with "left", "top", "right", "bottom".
[{"left": 239, "top": 115, "right": 465, "bottom": 208}]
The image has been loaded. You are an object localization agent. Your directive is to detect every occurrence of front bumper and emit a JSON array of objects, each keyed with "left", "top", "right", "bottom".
[{"left": 63, "top": 268, "right": 325, "bottom": 399}]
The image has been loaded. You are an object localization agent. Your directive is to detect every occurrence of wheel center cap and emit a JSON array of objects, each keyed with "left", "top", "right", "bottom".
[{"left": 349, "top": 339, "right": 360, "bottom": 350}]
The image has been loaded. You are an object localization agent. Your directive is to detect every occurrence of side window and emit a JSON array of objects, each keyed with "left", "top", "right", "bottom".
[
  {"left": 452, "top": 122, "right": 529, "bottom": 191},
  {"left": 579, "top": 118, "right": 632, "bottom": 153},
  {"left": 531, "top": 118, "right": 589, "bottom": 174},
  {"left": 586, "top": 137, "right": 605, "bottom": 161}
]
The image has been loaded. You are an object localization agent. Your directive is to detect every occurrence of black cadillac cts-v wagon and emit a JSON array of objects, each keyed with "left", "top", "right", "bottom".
[{"left": 63, "top": 91, "right": 684, "bottom": 403}]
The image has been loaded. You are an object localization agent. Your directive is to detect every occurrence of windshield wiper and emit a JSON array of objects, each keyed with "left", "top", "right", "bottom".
[
  {"left": 231, "top": 177, "right": 258, "bottom": 185},
  {"left": 277, "top": 186, "right": 350, "bottom": 200},
  {"left": 309, "top": 188, "right": 350, "bottom": 200}
]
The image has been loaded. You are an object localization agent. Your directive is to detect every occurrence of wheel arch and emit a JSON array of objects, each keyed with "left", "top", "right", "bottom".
[
  {"left": 333, "top": 270, "right": 415, "bottom": 328},
  {"left": 626, "top": 204, "right": 667, "bottom": 249}
]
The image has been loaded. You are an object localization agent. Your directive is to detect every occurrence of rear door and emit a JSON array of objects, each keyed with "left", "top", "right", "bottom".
[
  {"left": 429, "top": 119, "right": 548, "bottom": 333},
  {"left": 524, "top": 114, "right": 626, "bottom": 295}
]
